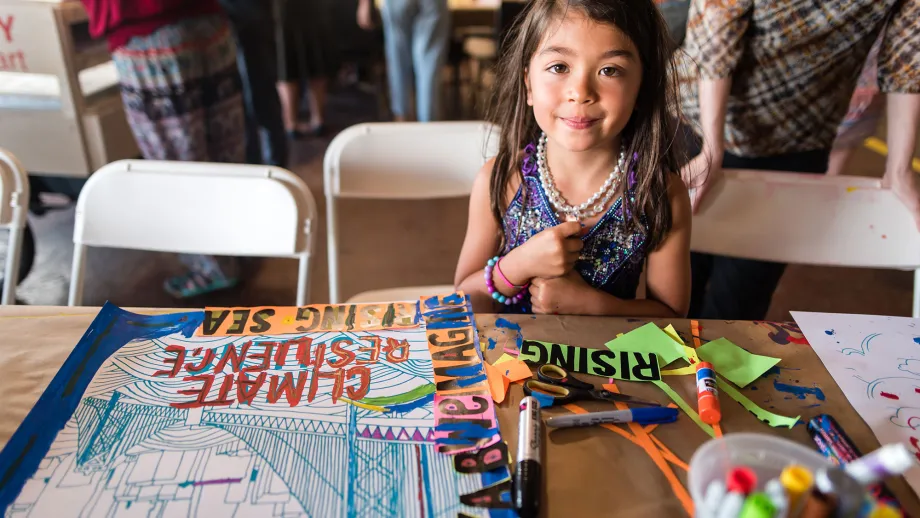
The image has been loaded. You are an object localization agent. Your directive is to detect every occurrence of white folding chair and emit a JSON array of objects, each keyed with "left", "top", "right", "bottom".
[
  {"left": 692, "top": 170, "right": 920, "bottom": 317},
  {"left": 0, "top": 148, "right": 29, "bottom": 305},
  {"left": 68, "top": 160, "right": 317, "bottom": 306},
  {"left": 323, "top": 121, "right": 499, "bottom": 303}
]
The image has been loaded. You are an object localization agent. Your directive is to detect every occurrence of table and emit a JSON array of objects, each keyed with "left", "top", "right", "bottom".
[{"left": 1, "top": 306, "right": 918, "bottom": 516}]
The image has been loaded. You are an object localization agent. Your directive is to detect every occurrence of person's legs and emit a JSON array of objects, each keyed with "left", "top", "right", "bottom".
[
  {"left": 144, "top": 15, "right": 243, "bottom": 298},
  {"left": 201, "top": 17, "right": 246, "bottom": 164},
  {"left": 276, "top": 0, "right": 310, "bottom": 136},
  {"left": 224, "top": 6, "right": 288, "bottom": 167},
  {"left": 277, "top": 81, "right": 303, "bottom": 133},
  {"left": 380, "top": 0, "right": 416, "bottom": 121},
  {"left": 411, "top": 0, "right": 450, "bottom": 122},
  {"left": 111, "top": 28, "right": 209, "bottom": 161},
  {"left": 306, "top": 77, "right": 328, "bottom": 132},
  {"left": 691, "top": 147, "right": 831, "bottom": 320}
]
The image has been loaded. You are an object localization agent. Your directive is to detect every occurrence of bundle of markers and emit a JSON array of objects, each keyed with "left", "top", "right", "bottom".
[{"left": 696, "top": 442, "right": 915, "bottom": 518}]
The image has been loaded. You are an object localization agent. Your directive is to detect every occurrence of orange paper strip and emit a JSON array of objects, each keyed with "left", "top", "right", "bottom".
[
  {"left": 650, "top": 435, "right": 690, "bottom": 472},
  {"left": 607, "top": 381, "right": 694, "bottom": 516}
]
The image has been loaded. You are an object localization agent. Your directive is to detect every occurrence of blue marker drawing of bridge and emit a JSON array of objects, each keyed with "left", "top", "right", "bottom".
[{"left": 5, "top": 329, "right": 488, "bottom": 518}]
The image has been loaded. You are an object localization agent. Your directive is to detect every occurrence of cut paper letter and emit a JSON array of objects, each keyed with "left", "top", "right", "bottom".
[
  {"left": 499, "top": 358, "right": 533, "bottom": 383},
  {"left": 605, "top": 323, "right": 686, "bottom": 366},
  {"left": 484, "top": 361, "right": 510, "bottom": 403},
  {"left": 697, "top": 338, "right": 781, "bottom": 388},
  {"left": 520, "top": 340, "right": 661, "bottom": 381}
]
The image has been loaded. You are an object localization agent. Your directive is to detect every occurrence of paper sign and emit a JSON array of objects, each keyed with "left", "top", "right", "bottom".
[
  {"left": 422, "top": 293, "right": 501, "bottom": 455},
  {"left": 793, "top": 311, "right": 920, "bottom": 496},
  {"left": 199, "top": 303, "right": 419, "bottom": 336},
  {"left": 0, "top": 295, "right": 508, "bottom": 517},
  {"left": 697, "top": 338, "right": 780, "bottom": 388},
  {"left": 605, "top": 323, "right": 686, "bottom": 366},
  {"left": 520, "top": 340, "right": 661, "bottom": 381}
]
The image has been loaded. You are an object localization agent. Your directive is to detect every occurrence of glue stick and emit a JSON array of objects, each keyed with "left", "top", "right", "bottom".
[
  {"left": 716, "top": 467, "right": 757, "bottom": 518},
  {"left": 696, "top": 361, "right": 721, "bottom": 425}
]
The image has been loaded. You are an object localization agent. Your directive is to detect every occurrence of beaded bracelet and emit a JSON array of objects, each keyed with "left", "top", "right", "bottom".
[{"left": 484, "top": 256, "right": 528, "bottom": 305}]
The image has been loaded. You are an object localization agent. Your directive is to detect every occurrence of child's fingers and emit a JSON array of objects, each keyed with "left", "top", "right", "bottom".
[
  {"left": 563, "top": 237, "right": 584, "bottom": 252},
  {"left": 554, "top": 220, "right": 583, "bottom": 237}
]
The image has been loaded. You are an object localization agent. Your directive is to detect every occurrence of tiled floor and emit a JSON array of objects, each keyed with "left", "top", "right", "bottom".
[{"left": 0, "top": 86, "right": 914, "bottom": 321}]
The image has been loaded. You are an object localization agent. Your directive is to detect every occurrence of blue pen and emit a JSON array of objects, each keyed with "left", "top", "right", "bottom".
[{"left": 545, "top": 407, "right": 679, "bottom": 428}]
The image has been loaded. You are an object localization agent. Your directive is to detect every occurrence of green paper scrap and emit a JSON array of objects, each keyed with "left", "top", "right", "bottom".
[
  {"left": 520, "top": 340, "right": 661, "bottom": 381},
  {"left": 697, "top": 338, "right": 780, "bottom": 388},
  {"left": 651, "top": 380, "right": 715, "bottom": 438},
  {"left": 716, "top": 377, "right": 800, "bottom": 428},
  {"left": 605, "top": 323, "right": 686, "bottom": 367}
]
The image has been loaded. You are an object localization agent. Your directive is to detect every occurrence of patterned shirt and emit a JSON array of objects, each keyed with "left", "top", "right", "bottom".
[
  {"left": 500, "top": 143, "right": 648, "bottom": 313},
  {"left": 677, "top": 0, "right": 920, "bottom": 157}
]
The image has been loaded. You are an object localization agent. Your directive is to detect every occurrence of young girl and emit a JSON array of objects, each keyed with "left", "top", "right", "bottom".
[{"left": 454, "top": 0, "right": 691, "bottom": 316}]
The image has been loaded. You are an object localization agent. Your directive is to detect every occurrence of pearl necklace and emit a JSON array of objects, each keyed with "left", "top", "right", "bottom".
[{"left": 536, "top": 132, "right": 627, "bottom": 221}]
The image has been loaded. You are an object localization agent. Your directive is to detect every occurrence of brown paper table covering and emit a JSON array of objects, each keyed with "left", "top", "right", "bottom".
[{"left": 0, "top": 306, "right": 917, "bottom": 516}]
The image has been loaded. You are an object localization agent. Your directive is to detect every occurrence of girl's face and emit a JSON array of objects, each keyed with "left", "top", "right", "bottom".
[{"left": 525, "top": 9, "right": 642, "bottom": 154}]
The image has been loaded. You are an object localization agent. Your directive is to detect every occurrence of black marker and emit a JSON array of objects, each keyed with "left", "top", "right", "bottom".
[{"left": 515, "top": 396, "right": 542, "bottom": 518}]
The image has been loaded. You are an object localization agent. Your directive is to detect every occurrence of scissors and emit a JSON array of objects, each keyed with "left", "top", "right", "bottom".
[{"left": 522, "top": 364, "right": 661, "bottom": 407}]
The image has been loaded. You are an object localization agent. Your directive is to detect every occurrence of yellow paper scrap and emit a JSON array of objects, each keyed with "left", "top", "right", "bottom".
[{"left": 494, "top": 354, "right": 515, "bottom": 366}]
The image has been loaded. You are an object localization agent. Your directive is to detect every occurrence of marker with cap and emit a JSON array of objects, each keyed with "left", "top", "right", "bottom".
[
  {"left": 715, "top": 467, "right": 756, "bottom": 518},
  {"left": 868, "top": 503, "right": 903, "bottom": 518},
  {"left": 739, "top": 492, "right": 776, "bottom": 518},
  {"left": 764, "top": 479, "right": 789, "bottom": 518},
  {"left": 779, "top": 464, "right": 814, "bottom": 514},
  {"left": 845, "top": 443, "right": 918, "bottom": 486},
  {"left": 514, "top": 396, "right": 542, "bottom": 518},
  {"left": 808, "top": 415, "right": 905, "bottom": 512},
  {"left": 800, "top": 468, "right": 841, "bottom": 518},
  {"left": 699, "top": 480, "right": 726, "bottom": 518},
  {"left": 545, "top": 407, "right": 678, "bottom": 428},
  {"left": 817, "top": 467, "right": 872, "bottom": 517}
]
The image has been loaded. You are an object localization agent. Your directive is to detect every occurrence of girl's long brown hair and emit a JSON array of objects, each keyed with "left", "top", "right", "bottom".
[{"left": 487, "top": 0, "right": 684, "bottom": 251}]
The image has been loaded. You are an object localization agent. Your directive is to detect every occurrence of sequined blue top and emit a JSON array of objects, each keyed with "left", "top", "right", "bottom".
[{"left": 501, "top": 143, "right": 648, "bottom": 312}]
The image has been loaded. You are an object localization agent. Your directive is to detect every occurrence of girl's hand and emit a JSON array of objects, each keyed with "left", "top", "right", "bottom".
[
  {"left": 529, "top": 270, "right": 594, "bottom": 315},
  {"left": 503, "top": 221, "right": 583, "bottom": 282}
]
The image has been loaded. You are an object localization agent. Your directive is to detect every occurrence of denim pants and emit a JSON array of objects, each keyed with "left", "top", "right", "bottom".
[{"left": 381, "top": 0, "right": 450, "bottom": 121}]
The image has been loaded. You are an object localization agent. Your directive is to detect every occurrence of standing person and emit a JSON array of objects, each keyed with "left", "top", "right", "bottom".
[
  {"left": 80, "top": 0, "right": 246, "bottom": 299},
  {"left": 220, "top": 0, "right": 288, "bottom": 167},
  {"left": 454, "top": 0, "right": 691, "bottom": 316},
  {"left": 277, "top": 0, "right": 339, "bottom": 138},
  {"left": 358, "top": 0, "right": 450, "bottom": 122},
  {"left": 678, "top": 0, "right": 919, "bottom": 320}
]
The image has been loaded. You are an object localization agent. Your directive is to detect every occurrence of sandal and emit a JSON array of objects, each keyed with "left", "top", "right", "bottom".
[{"left": 163, "top": 269, "right": 238, "bottom": 299}]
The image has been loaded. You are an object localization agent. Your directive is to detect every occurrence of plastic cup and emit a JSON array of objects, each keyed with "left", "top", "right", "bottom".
[{"left": 688, "top": 433, "right": 869, "bottom": 516}]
